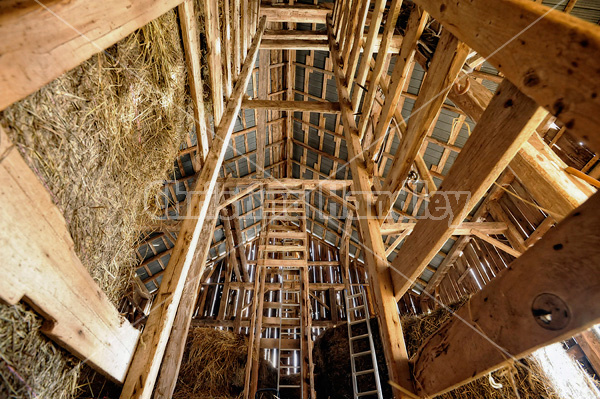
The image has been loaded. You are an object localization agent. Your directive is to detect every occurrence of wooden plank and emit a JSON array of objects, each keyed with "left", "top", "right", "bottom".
[
  {"left": 242, "top": 99, "right": 341, "bottom": 113},
  {"left": 349, "top": 0, "right": 386, "bottom": 109},
  {"left": 366, "top": 7, "right": 428, "bottom": 161},
  {"left": 153, "top": 191, "right": 220, "bottom": 399},
  {"left": 260, "top": 38, "right": 329, "bottom": 50},
  {"left": 381, "top": 221, "right": 507, "bottom": 235},
  {"left": 327, "top": 17, "right": 414, "bottom": 398},
  {"left": 264, "top": 29, "right": 328, "bottom": 40},
  {"left": 179, "top": 0, "right": 210, "bottom": 164},
  {"left": 260, "top": 4, "right": 332, "bottom": 23},
  {"left": 447, "top": 77, "right": 592, "bottom": 221},
  {"left": 203, "top": 0, "right": 224, "bottom": 123},
  {"left": 377, "top": 31, "right": 470, "bottom": 220},
  {"left": 0, "top": 127, "right": 139, "bottom": 382},
  {"left": 119, "top": 17, "right": 266, "bottom": 399},
  {"left": 355, "top": 0, "right": 403, "bottom": 125},
  {"left": 576, "top": 329, "right": 600, "bottom": 375},
  {"left": 413, "top": 0, "right": 600, "bottom": 154},
  {"left": 470, "top": 229, "right": 522, "bottom": 258},
  {"left": 256, "top": 49, "right": 269, "bottom": 178},
  {"left": 412, "top": 191, "right": 600, "bottom": 397},
  {"left": 0, "top": 0, "right": 183, "bottom": 111},
  {"left": 390, "top": 80, "right": 546, "bottom": 299}
]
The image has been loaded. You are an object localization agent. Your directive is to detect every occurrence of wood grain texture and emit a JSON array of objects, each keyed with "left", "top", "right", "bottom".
[
  {"left": 413, "top": 0, "right": 600, "bottom": 154},
  {"left": 327, "top": 17, "right": 414, "bottom": 398},
  {"left": 413, "top": 191, "right": 600, "bottom": 397},
  {"left": 377, "top": 30, "right": 469, "bottom": 220},
  {"left": 120, "top": 17, "right": 266, "bottom": 399},
  {"left": 0, "top": 0, "right": 183, "bottom": 110},
  {"left": 0, "top": 127, "right": 139, "bottom": 382},
  {"left": 390, "top": 80, "right": 546, "bottom": 299}
]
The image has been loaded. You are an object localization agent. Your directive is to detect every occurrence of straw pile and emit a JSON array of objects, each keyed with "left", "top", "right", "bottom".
[
  {"left": 0, "top": 8, "right": 191, "bottom": 399},
  {"left": 173, "top": 327, "right": 277, "bottom": 399}
]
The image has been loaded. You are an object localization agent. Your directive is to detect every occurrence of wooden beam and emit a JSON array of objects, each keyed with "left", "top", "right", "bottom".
[
  {"left": 119, "top": 17, "right": 266, "bottom": 399},
  {"left": 219, "top": 177, "right": 352, "bottom": 190},
  {"left": 242, "top": 99, "right": 341, "bottom": 113},
  {"left": 381, "top": 221, "right": 507, "bottom": 236},
  {"left": 203, "top": 0, "right": 224, "bottom": 124},
  {"left": 179, "top": 0, "right": 210, "bottom": 164},
  {"left": 448, "top": 76, "right": 592, "bottom": 221},
  {"left": 260, "top": 4, "right": 332, "bottom": 23},
  {"left": 327, "top": 17, "right": 414, "bottom": 398},
  {"left": 349, "top": 0, "right": 386, "bottom": 110},
  {"left": 390, "top": 80, "right": 546, "bottom": 300},
  {"left": 412, "top": 191, "right": 600, "bottom": 397},
  {"left": 366, "top": 6, "right": 428, "bottom": 161},
  {"left": 0, "top": 0, "right": 183, "bottom": 111},
  {"left": 256, "top": 49, "right": 268, "bottom": 178},
  {"left": 355, "top": 0, "right": 402, "bottom": 122},
  {"left": 413, "top": 0, "right": 600, "bottom": 154},
  {"left": 470, "top": 229, "right": 522, "bottom": 258},
  {"left": 153, "top": 191, "right": 220, "bottom": 399},
  {"left": 0, "top": 127, "right": 139, "bottom": 382},
  {"left": 264, "top": 29, "right": 327, "bottom": 40},
  {"left": 377, "top": 31, "right": 470, "bottom": 221}
]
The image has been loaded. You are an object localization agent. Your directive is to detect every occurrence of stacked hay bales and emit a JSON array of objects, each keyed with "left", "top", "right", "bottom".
[
  {"left": 0, "top": 8, "right": 191, "bottom": 399},
  {"left": 313, "top": 299, "right": 565, "bottom": 399}
]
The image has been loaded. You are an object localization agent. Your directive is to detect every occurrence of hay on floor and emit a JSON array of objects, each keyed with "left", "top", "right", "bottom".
[
  {"left": 0, "top": 8, "right": 191, "bottom": 399},
  {"left": 173, "top": 327, "right": 277, "bottom": 399}
]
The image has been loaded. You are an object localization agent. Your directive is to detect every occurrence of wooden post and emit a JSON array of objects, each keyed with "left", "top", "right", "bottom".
[
  {"left": 327, "top": 17, "right": 414, "bottom": 398},
  {"left": 153, "top": 190, "right": 220, "bottom": 399},
  {"left": 120, "top": 17, "right": 266, "bottom": 399}
]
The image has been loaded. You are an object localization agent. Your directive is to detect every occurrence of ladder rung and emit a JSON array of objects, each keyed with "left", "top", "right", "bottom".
[
  {"left": 348, "top": 305, "right": 365, "bottom": 311},
  {"left": 350, "top": 333, "right": 369, "bottom": 340},
  {"left": 352, "top": 350, "right": 371, "bottom": 358},
  {"left": 357, "top": 390, "right": 379, "bottom": 396},
  {"left": 354, "top": 369, "right": 375, "bottom": 376},
  {"left": 279, "top": 385, "right": 301, "bottom": 388},
  {"left": 347, "top": 293, "right": 363, "bottom": 299},
  {"left": 349, "top": 319, "right": 368, "bottom": 326},
  {"left": 280, "top": 365, "right": 301, "bottom": 369}
]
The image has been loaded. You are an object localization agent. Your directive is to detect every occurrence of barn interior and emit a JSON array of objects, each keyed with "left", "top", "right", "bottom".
[{"left": 1, "top": 0, "right": 600, "bottom": 399}]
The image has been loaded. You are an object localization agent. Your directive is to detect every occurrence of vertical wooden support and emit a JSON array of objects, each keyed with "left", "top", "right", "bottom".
[
  {"left": 256, "top": 49, "right": 269, "bottom": 177},
  {"left": 179, "top": 0, "right": 210, "bottom": 164},
  {"left": 203, "top": 0, "right": 224, "bottom": 123},
  {"left": 327, "top": 17, "right": 415, "bottom": 399},
  {"left": 120, "top": 17, "right": 266, "bottom": 399},
  {"left": 153, "top": 190, "right": 220, "bottom": 399}
]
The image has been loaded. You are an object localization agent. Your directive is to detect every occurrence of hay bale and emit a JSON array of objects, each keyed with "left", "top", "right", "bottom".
[
  {"left": 0, "top": 9, "right": 190, "bottom": 399},
  {"left": 173, "top": 328, "right": 278, "bottom": 399}
]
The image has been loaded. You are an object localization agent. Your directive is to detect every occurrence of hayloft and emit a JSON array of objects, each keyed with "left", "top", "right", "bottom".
[{"left": 1, "top": 1, "right": 600, "bottom": 399}]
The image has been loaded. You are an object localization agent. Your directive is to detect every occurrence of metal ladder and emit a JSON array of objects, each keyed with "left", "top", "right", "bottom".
[
  {"left": 345, "top": 288, "right": 383, "bottom": 399},
  {"left": 277, "top": 268, "right": 303, "bottom": 397}
]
